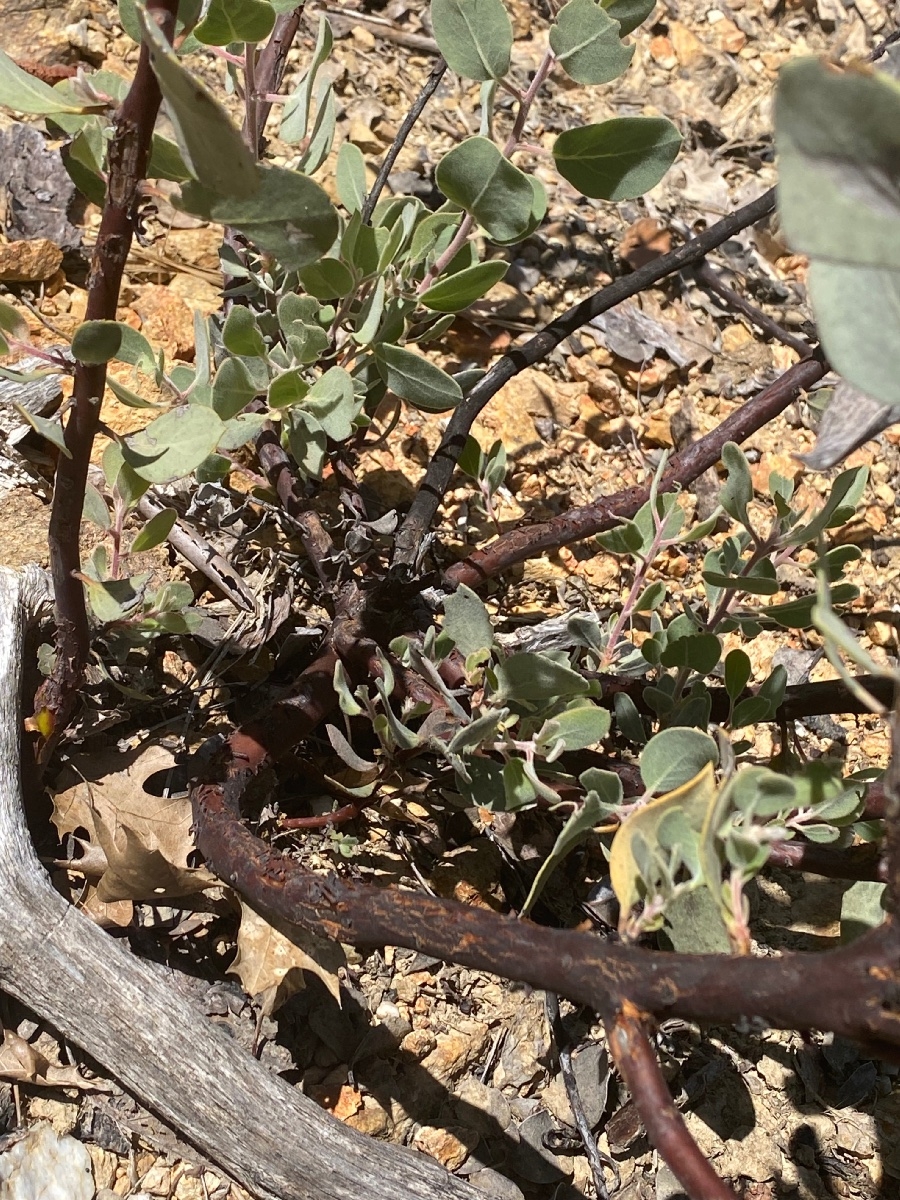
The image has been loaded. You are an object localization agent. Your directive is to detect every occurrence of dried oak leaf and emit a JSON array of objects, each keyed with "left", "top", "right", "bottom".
[
  {"left": 50, "top": 744, "right": 216, "bottom": 902},
  {"left": 230, "top": 900, "right": 346, "bottom": 1016},
  {"left": 0, "top": 1027, "right": 115, "bottom": 1091}
]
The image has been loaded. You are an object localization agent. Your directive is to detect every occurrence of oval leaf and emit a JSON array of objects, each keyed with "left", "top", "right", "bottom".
[
  {"left": 179, "top": 164, "right": 339, "bottom": 271},
  {"left": 212, "top": 357, "right": 258, "bottom": 420},
  {"left": 420, "top": 260, "right": 509, "bottom": 312},
  {"left": 430, "top": 0, "right": 513, "bottom": 81},
  {"left": 639, "top": 728, "right": 718, "bottom": 795},
  {"left": 553, "top": 117, "right": 682, "bottom": 200},
  {"left": 375, "top": 343, "right": 462, "bottom": 412},
  {"left": 444, "top": 583, "right": 495, "bottom": 658},
  {"left": 436, "top": 136, "right": 537, "bottom": 243},
  {"left": 550, "top": 0, "right": 633, "bottom": 85},
  {"left": 123, "top": 405, "right": 225, "bottom": 484},
  {"left": 194, "top": 0, "right": 276, "bottom": 44},
  {"left": 131, "top": 507, "right": 177, "bottom": 553},
  {"left": 0, "top": 47, "right": 87, "bottom": 114}
]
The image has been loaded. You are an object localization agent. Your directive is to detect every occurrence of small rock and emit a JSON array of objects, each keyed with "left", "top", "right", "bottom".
[
  {"left": 493, "top": 992, "right": 548, "bottom": 1091},
  {"left": 420, "top": 1021, "right": 491, "bottom": 1085},
  {"left": 0, "top": 1124, "right": 93, "bottom": 1200},
  {"left": 468, "top": 1168, "right": 525, "bottom": 1200},
  {"left": 412, "top": 1124, "right": 474, "bottom": 1170},
  {"left": 0, "top": 238, "right": 63, "bottom": 282},
  {"left": 131, "top": 284, "right": 195, "bottom": 361},
  {"left": 400, "top": 1029, "right": 437, "bottom": 1060},
  {"left": 454, "top": 1073, "right": 513, "bottom": 1134},
  {"left": 344, "top": 1095, "right": 393, "bottom": 1138},
  {"left": 515, "top": 1110, "right": 573, "bottom": 1183}
]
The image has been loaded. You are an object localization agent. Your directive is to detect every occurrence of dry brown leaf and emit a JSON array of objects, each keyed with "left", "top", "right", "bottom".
[
  {"left": 51, "top": 744, "right": 216, "bottom": 902},
  {"left": 0, "top": 1028, "right": 115, "bottom": 1091},
  {"left": 229, "top": 900, "right": 346, "bottom": 1016},
  {"left": 617, "top": 218, "right": 672, "bottom": 270}
]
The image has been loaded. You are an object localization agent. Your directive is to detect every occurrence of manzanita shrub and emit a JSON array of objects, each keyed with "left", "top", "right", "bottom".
[
  {"left": 1, "top": 0, "right": 677, "bottom": 612},
  {"left": 1, "top": 7, "right": 898, "bottom": 1190},
  {"left": 0, "top": 0, "right": 890, "bottom": 950}
]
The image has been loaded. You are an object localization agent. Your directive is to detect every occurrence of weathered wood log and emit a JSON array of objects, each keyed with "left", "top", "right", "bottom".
[{"left": 0, "top": 568, "right": 481, "bottom": 1200}]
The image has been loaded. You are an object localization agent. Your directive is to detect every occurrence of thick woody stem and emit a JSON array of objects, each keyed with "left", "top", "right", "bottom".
[
  {"left": 445, "top": 354, "right": 826, "bottom": 588},
  {"left": 606, "top": 1005, "right": 738, "bottom": 1200},
  {"left": 42, "top": 0, "right": 179, "bottom": 733}
]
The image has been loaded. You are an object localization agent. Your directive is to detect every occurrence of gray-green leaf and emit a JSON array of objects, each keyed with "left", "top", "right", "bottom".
[
  {"left": 131, "top": 506, "right": 177, "bottom": 552},
  {"left": 639, "top": 728, "right": 718, "bottom": 795},
  {"left": 137, "top": 1, "right": 258, "bottom": 200},
  {"left": 550, "top": 0, "right": 633, "bottom": 85},
  {"left": 178, "top": 164, "right": 339, "bottom": 271},
  {"left": 553, "top": 117, "right": 681, "bottom": 200},
  {"left": 123, "top": 405, "right": 225, "bottom": 484},
  {"left": 375, "top": 343, "right": 463, "bottom": 412},
  {"left": 436, "top": 136, "right": 537, "bottom": 243},
  {"left": 0, "top": 47, "right": 87, "bottom": 114},
  {"left": 420, "top": 260, "right": 509, "bottom": 312},
  {"left": 444, "top": 583, "right": 495, "bottom": 658},
  {"left": 430, "top": 0, "right": 513, "bottom": 81},
  {"left": 194, "top": 0, "right": 276, "bottom": 44}
]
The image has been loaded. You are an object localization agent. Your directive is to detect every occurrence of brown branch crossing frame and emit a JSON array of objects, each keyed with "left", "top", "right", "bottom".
[{"left": 41, "top": 0, "right": 180, "bottom": 734}]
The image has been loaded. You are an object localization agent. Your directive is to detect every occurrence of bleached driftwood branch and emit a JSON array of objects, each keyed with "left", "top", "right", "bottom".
[{"left": 0, "top": 568, "right": 480, "bottom": 1200}]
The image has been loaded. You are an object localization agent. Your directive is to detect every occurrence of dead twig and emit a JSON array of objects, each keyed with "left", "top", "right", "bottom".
[
  {"left": 546, "top": 992, "right": 615, "bottom": 1200},
  {"left": 692, "top": 259, "right": 813, "bottom": 360},
  {"left": 362, "top": 57, "right": 448, "bottom": 224},
  {"left": 137, "top": 494, "right": 255, "bottom": 612}
]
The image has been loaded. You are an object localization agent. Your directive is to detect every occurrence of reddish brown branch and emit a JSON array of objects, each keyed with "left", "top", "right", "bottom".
[
  {"left": 766, "top": 839, "right": 886, "bottom": 881},
  {"left": 606, "top": 1005, "right": 737, "bottom": 1200},
  {"left": 191, "top": 699, "right": 900, "bottom": 1057},
  {"left": 256, "top": 423, "right": 339, "bottom": 588},
  {"left": 42, "top": 0, "right": 179, "bottom": 734},
  {"left": 249, "top": 5, "right": 306, "bottom": 148},
  {"left": 445, "top": 355, "right": 826, "bottom": 588}
]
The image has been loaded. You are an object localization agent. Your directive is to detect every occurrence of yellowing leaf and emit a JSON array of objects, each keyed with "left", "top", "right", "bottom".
[
  {"left": 230, "top": 901, "right": 346, "bottom": 1016},
  {"left": 609, "top": 762, "right": 717, "bottom": 921}
]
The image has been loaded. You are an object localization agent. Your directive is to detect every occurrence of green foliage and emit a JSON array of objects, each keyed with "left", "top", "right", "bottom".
[
  {"left": 0, "top": 298, "right": 28, "bottom": 355},
  {"left": 9, "top": 0, "right": 877, "bottom": 967},
  {"left": 137, "top": 1, "right": 259, "bottom": 200},
  {"left": 430, "top": 0, "right": 513, "bottom": 81},
  {"left": 194, "top": 0, "right": 276, "bottom": 45},
  {"left": 553, "top": 117, "right": 682, "bottom": 200},
  {"left": 0, "top": 47, "right": 89, "bottom": 115},
  {"left": 436, "top": 137, "right": 544, "bottom": 243},
  {"left": 549, "top": 0, "right": 634, "bottom": 85},
  {"left": 776, "top": 59, "right": 900, "bottom": 408},
  {"left": 420, "top": 261, "right": 509, "bottom": 311}
]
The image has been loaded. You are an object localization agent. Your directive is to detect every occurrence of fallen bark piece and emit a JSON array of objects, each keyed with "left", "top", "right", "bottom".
[{"left": 0, "top": 568, "right": 480, "bottom": 1200}]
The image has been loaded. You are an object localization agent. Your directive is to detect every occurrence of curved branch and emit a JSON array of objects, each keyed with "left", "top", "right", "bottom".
[
  {"left": 445, "top": 354, "right": 826, "bottom": 588},
  {"left": 606, "top": 1005, "right": 737, "bottom": 1200},
  {"left": 191, "top": 761, "right": 900, "bottom": 1053}
]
